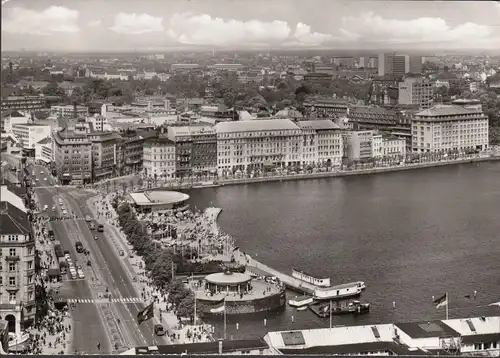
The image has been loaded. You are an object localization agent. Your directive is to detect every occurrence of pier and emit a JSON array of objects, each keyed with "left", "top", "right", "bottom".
[{"left": 234, "top": 251, "right": 317, "bottom": 295}]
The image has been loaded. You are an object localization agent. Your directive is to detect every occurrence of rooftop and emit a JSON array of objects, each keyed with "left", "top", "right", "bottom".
[
  {"left": 416, "top": 105, "right": 483, "bottom": 117},
  {"left": 37, "top": 137, "right": 52, "bottom": 145},
  {"left": 297, "top": 120, "right": 341, "bottom": 130},
  {"left": 134, "top": 339, "right": 268, "bottom": 355},
  {"left": 0, "top": 185, "right": 27, "bottom": 213},
  {"left": 215, "top": 119, "right": 299, "bottom": 133},
  {"left": 395, "top": 320, "right": 460, "bottom": 339},
  {"left": 128, "top": 190, "right": 189, "bottom": 206},
  {"left": 0, "top": 200, "right": 30, "bottom": 235},
  {"left": 205, "top": 272, "right": 252, "bottom": 285}
]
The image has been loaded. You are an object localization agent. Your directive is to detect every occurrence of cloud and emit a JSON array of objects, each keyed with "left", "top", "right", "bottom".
[
  {"left": 166, "top": 13, "right": 291, "bottom": 46},
  {"left": 294, "top": 23, "right": 332, "bottom": 45},
  {"left": 109, "top": 13, "right": 164, "bottom": 34},
  {"left": 2, "top": 6, "right": 79, "bottom": 35},
  {"left": 339, "top": 12, "right": 493, "bottom": 45},
  {"left": 88, "top": 20, "right": 102, "bottom": 27}
]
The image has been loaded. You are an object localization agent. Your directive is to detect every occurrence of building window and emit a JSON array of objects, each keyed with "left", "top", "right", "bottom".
[
  {"left": 9, "top": 277, "right": 16, "bottom": 286},
  {"left": 9, "top": 248, "right": 16, "bottom": 256},
  {"left": 9, "top": 262, "right": 16, "bottom": 272},
  {"left": 9, "top": 292, "right": 16, "bottom": 302}
]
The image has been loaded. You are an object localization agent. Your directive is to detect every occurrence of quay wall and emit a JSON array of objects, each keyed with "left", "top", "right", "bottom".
[
  {"left": 197, "top": 290, "right": 286, "bottom": 315},
  {"left": 214, "top": 156, "right": 500, "bottom": 187}
]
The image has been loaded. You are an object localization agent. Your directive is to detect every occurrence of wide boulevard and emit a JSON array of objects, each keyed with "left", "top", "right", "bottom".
[{"left": 31, "top": 164, "right": 167, "bottom": 352}]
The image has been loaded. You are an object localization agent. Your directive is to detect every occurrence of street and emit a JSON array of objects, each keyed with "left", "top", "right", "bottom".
[{"left": 31, "top": 164, "right": 166, "bottom": 352}]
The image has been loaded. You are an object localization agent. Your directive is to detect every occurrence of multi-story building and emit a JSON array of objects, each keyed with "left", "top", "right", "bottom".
[
  {"left": 200, "top": 105, "right": 238, "bottom": 121},
  {"left": 312, "top": 64, "right": 335, "bottom": 75},
  {"left": 86, "top": 115, "right": 109, "bottom": 132},
  {"left": 51, "top": 105, "right": 88, "bottom": 118},
  {"left": 1, "top": 110, "right": 30, "bottom": 133},
  {"left": 303, "top": 99, "right": 349, "bottom": 118},
  {"left": 303, "top": 73, "right": 333, "bottom": 84},
  {"left": 34, "top": 137, "right": 53, "bottom": 164},
  {"left": 378, "top": 53, "right": 419, "bottom": 78},
  {"left": 342, "top": 130, "right": 374, "bottom": 160},
  {"left": 0, "top": 189, "right": 36, "bottom": 335},
  {"left": 116, "top": 130, "right": 157, "bottom": 175},
  {"left": 1, "top": 96, "right": 45, "bottom": 112},
  {"left": 170, "top": 64, "right": 201, "bottom": 72},
  {"left": 12, "top": 123, "right": 51, "bottom": 150},
  {"left": 211, "top": 63, "right": 244, "bottom": 72},
  {"left": 238, "top": 71, "right": 264, "bottom": 84},
  {"left": 88, "top": 132, "right": 121, "bottom": 181},
  {"left": 297, "top": 120, "right": 343, "bottom": 167},
  {"left": 398, "top": 75, "right": 434, "bottom": 109},
  {"left": 372, "top": 133, "right": 406, "bottom": 158},
  {"left": 215, "top": 119, "right": 302, "bottom": 174},
  {"left": 142, "top": 137, "right": 176, "bottom": 179},
  {"left": 411, "top": 100, "right": 489, "bottom": 153},
  {"left": 53, "top": 126, "right": 93, "bottom": 184},
  {"left": 348, "top": 106, "right": 411, "bottom": 130},
  {"left": 167, "top": 125, "right": 217, "bottom": 177}
]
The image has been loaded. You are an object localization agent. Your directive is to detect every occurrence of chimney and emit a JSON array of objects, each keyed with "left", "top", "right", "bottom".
[{"left": 218, "top": 340, "right": 222, "bottom": 355}]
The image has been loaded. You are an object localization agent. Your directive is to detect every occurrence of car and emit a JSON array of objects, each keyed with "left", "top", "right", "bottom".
[
  {"left": 94, "top": 236, "right": 98, "bottom": 240},
  {"left": 154, "top": 324, "right": 165, "bottom": 336},
  {"left": 52, "top": 206, "right": 56, "bottom": 211},
  {"left": 119, "top": 250, "right": 125, "bottom": 256},
  {"left": 44, "top": 178, "right": 47, "bottom": 181},
  {"left": 40, "top": 171, "right": 44, "bottom": 174},
  {"left": 89, "top": 223, "right": 96, "bottom": 230}
]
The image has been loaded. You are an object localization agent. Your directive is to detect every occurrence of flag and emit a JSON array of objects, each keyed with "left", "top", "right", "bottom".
[
  {"left": 210, "top": 297, "right": 226, "bottom": 313},
  {"left": 137, "top": 302, "right": 154, "bottom": 325},
  {"left": 433, "top": 293, "right": 448, "bottom": 308}
]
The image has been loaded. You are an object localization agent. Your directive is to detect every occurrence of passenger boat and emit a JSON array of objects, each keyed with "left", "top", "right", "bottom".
[
  {"left": 309, "top": 300, "right": 370, "bottom": 318},
  {"left": 292, "top": 269, "right": 330, "bottom": 287},
  {"left": 288, "top": 295, "right": 314, "bottom": 308},
  {"left": 313, "top": 281, "right": 363, "bottom": 301}
]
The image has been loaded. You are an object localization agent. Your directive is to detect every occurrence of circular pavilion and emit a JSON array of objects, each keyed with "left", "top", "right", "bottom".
[{"left": 204, "top": 271, "right": 252, "bottom": 295}]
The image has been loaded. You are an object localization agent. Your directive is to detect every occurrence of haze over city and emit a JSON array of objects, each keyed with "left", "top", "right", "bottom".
[{"left": 2, "top": 0, "right": 500, "bottom": 52}]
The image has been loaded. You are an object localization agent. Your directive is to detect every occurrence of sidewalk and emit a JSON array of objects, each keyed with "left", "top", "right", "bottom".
[{"left": 86, "top": 192, "right": 215, "bottom": 344}]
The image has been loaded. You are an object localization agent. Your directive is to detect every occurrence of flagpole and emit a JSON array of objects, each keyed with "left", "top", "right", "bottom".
[
  {"left": 446, "top": 292, "right": 449, "bottom": 320},
  {"left": 223, "top": 297, "right": 227, "bottom": 340},
  {"left": 329, "top": 300, "right": 332, "bottom": 329}
]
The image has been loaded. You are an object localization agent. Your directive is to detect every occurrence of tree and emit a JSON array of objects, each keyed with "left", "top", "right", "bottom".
[
  {"left": 43, "top": 82, "right": 65, "bottom": 97},
  {"left": 168, "top": 279, "right": 190, "bottom": 307},
  {"left": 150, "top": 249, "right": 174, "bottom": 289},
  {"left": 176, "top": 292, "right": 203, "bottom": 324}
]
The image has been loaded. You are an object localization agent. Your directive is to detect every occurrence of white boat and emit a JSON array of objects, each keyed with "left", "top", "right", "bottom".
[
  {"left": 297, "top": 306, "right": 308, "bottom": 311},
  {"left": 292, "top": 269, "right": 330, "bottom": 287},
  {"left": 314, "top": 282, "right": 364, "bottom": 301},
  {"left": 355, "top": 281, "right": 366, "bottom": 290},
  {"left": 288, "top": 295, "right": 314, "bottom": 307}
]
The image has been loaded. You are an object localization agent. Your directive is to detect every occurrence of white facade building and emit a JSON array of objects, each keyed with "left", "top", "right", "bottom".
[
  {"left": 411, "top": 101, "right": 489, "bottom": 153},
  {"left": 2, "top": 111, "right": 30, "bottom": 133},
  {"left": 51, "top": 105, "right": 88, "bottom": 118},
  {"left": 398, "top": 76, "right": 434, "bottom": 109},
  {"left": 373, "top": 133, "right": 406, "bottom": 158},
  {"left": 34, "top": 137, "right": 53, "bottom": 163},
  {"left": 86, "top": 115, "right": 110, "bottom": 132},
  {"left": 297, "top": 120, "right": 343, "bottom": 167},
  {"left": 215, "top": 119, "right": 302, "bottom": 174},
  {"left": 12, "top": 123, "right": 51, "bottom": 149},
  {"left": 142, "top": 137, "right": 176, "bottom": 178}
]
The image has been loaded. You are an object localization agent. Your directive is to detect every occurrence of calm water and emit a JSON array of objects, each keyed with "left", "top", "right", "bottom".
[{"left": 187, "top": 162, "right": 500, "bottom": 339}]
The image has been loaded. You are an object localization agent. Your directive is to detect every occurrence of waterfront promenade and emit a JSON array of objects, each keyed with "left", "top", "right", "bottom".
[{"left": 116, "top": 152, "right": 500, "bottom": 192}]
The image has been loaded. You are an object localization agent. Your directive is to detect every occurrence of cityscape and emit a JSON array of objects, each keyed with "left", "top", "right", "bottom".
[{"left": 1, "top": 0, "right": 500, "bottom": 356}]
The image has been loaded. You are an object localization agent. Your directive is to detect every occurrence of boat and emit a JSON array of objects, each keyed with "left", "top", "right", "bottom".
[
  {"left": 309, "top": 300, "right": 370, "bottom": 318},
  {"left": 297, "top": 306, "right": 308, "bottom": 311},
  {"left": 288, "top": 295, "right": 314, "bottom": 308},
  {"left": 313, "top": 281, "right": 364, "bottom": 301},
  {"left": 292, "top": 269, "right": 331, "bottom": 287}
]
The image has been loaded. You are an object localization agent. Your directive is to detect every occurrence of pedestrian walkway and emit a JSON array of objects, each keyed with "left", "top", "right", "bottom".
[{"left": 68, "top": 297, "right": 144, "bottom": 304}]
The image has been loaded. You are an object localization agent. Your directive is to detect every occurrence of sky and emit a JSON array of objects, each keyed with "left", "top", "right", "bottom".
[{"left": 1, "top": 0, "right": 500, "bottom": 52}]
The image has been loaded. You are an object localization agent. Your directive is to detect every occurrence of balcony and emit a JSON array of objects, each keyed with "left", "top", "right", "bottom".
[{"left": 5, "top": 255, "right": 20, "bottom": 262}]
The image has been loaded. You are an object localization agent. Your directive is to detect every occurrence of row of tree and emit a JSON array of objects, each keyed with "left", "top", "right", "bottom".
[{"left": 114, "top": 201, "right": 203, "bottom": 322}]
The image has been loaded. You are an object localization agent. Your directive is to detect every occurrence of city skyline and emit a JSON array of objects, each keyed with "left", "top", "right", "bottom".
[{"left": 1, "top": 0, "right": 500, "bottom": 52}]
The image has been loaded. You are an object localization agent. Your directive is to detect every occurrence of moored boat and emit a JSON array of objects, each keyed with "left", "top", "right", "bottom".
[
  {"left": 297, "top": 306, "right": 308, "bottom": 311},
  {"left": 309, "top": 300, "right": 370, "bottom": 318},
  {"left": 314, "top": 281, "right": 364, "bottom": 301},
  {"left": 292, "top": 269, "right": 331, "bottom": 287},
  {"left": 288, "top": 295, "right": 314, "bottom": 307}
]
